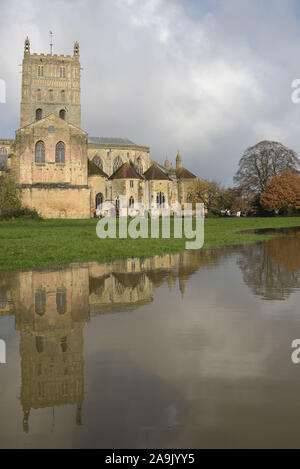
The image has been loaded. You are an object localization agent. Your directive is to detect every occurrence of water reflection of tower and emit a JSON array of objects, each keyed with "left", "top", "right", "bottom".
[
  {"left": 0, "top": 248, "right": 231, "bottom": 433},
  {"left": 13, "top": 266, "right": 90, "bottom": 432}
]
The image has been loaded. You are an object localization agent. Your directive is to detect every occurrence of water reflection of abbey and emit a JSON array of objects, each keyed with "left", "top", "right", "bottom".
[{"left": 0, "top": 250, "right": 218, "bottom": 432}]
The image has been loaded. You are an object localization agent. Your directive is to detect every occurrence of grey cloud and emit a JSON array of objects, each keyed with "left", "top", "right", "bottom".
[{"left": 1, "top": 0, "right": 300, "bottom": 185}]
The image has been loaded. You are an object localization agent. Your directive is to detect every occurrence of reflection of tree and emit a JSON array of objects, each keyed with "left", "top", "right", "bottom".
[
  {"left": 237, "top": 233, "right": 300, "bottom": 300},
  {"left": 264, "top": 232, "right": 300, "bottom": 272}
]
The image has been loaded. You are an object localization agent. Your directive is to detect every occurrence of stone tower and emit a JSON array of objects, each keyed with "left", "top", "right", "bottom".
[{"left": 20, "top": 37, "right": 81, "bottom": 128}]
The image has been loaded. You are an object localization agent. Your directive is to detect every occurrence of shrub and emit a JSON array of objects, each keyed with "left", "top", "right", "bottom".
[
  {"left": 0, "top": 175, "right": 42, "bottom": 220},
  {"left": 0, "top": 207, "right": 41, "bottom": 220}
]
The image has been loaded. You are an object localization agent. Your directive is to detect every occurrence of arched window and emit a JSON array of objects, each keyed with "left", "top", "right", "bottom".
[
  {"left": 93, "top": 155, "right": 103, "bottom": 170},
  {"left": 0, "top": 287, "right": 7, "bottom": 309},
  {"left": 61, "top": 90, "right": 65, "bottom": 102},
  {"left": 156, "top": 191, "right": 165, "bottom": 208},
  {"left": 38, "top": 65, "right": 43, "bottom": 77},
  {"left": 35, "top": 291, "right": 46, "bottom": 315},
  {"left": 113, "top": 156, "right": 122, "bottom": 173},
  {"left": 60, "top": 67, "right": 66, "bottom": 78},
  {"left": 116, "top": 197, "right": 120, "bottom": 209},
  {"left": 36, "top": 108, "right": 42, "bottom": 121},
  {"left": 56, "top": 291, "right": 67, "bottom": 314},
  {"left": 129, "top": 196, "right": 134, "bottom": 208},
  {"left": 35, "top": 141, "right": 45, "bottom": 163},
  {"left": 49, "top": 89, "right": 54, "bottom": 101},
  {"left": 59, "top": 109, "right": 66, "bottom": 120},
  {"left": 55, "top": 141, "right": 65, "bottom": 163},
  {"left": 95, "top": 192, "right": 103, "bottom": 209},
  {"left": 36, "top": 89, "right": 41, "bottom": 101}
]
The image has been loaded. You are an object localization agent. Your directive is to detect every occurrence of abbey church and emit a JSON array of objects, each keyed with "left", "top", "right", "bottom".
[{"left": 0, "top": 38, "right": 198, "bottom": 218}]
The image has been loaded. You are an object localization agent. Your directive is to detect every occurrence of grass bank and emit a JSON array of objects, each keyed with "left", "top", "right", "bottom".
[{"left": 0, "top": 217, "right": 299, "bottom": 271}]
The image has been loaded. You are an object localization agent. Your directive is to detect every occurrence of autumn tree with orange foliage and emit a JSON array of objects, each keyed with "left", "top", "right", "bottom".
[{"left": 260, "top": 170, "right": 300, "bottom": 215}]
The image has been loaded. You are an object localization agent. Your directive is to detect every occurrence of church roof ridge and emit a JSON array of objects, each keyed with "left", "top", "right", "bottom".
[
  {"left": 143, "top": 164, "right": 172, "bottom": 181},
  {"left": 176, "top": 167, "right": 197, "bottom": 179},
  {"left": 109, "top": 162, "right": 144, "bottom": 180}
]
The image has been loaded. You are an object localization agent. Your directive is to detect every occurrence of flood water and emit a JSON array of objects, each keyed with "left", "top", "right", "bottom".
[{"left": 0, "top": 228, "right": 300, "bottom": 448}]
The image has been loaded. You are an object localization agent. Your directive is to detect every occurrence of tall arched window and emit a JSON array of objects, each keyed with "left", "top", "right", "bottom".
[
  {"left": 36, "top": 108, "right": 42, "bottom": 121},
  {"left": 93, "top": 155, "right": 103, "bottom": 170},
  {"left": 49, "top": 89, "right": 54, "bottom": 101},
  {"left": 35, "top": 291, "right": 46, "bottom": 315},
  {"left": 156, "top": 191, "right": 165, "bottom": 208},
  {"left": 35, "top": 141, "right": 45, "bottom": 163},
  {"left": 56, "top": 291, "right": 67, "bottom": 314},
  {"left": 36, "top": 89, "right": 41, "bottom": 101},
  {"left": 59, "top": 109, "right": 66, "bottom": 120},
  {"left": 129, "top": 196, "right": 134, "bottom": 208},
  {"left": 113, "top": 156, "right": 122, "bottom": 173},
  {"left": 116, "top": 197, "right": 120, "bottom": 209},
  {"left": 61, "top": 90, "right": 65, "bottom": 102},
  {"left": 55, "top": 141, "right": 65, "bottom": 163},
  {"left": 96, "top": 192, "right": 103, "bottom": 209}
]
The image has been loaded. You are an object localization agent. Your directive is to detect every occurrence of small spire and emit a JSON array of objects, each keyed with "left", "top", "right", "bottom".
[
  {"left": 23, "top": 409, "right": 30, "bottom": 433},
  {"left": 179, "top": 277, "right": 186, "bottom": 297},
  {"left": 76, "top": 403, "right": 82, "bottom": 425},
  {"left": 164, "top": 155, "right": 170, "bottom": 169},
  {"left": 24, "top": 36, "right": 30, "bottom": 56},
  {"left": 74, "top": 41, "right": 79, "bottom": 57},
  {"left": 49, "top": 30, "right": 53, "bottom": 55},
  {"left": 176, "top": 151, "right": 182, "bottom": 169}
]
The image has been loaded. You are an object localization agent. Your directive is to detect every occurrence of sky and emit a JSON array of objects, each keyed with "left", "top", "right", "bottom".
[{"left": 1, "top": 0, "right": 300, "bottom": 185}]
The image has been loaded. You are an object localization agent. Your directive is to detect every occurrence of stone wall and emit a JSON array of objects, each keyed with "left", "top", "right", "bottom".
[
  {"left": 146, "top": 179, "right": 172, "bottom": 208},
  {"left": 88, "top": 174, "right": 106, "bottom": 214},
  {"left": 14, "top": 115, "right": 88, "bottom": 187},
  {"left": 106, "top": 179, "right": 146, "bottom": 207},
  {"left": 21, "top": 185, "right": 90, "bottom": 218}
]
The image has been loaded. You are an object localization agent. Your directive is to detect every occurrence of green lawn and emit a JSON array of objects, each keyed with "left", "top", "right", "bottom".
[{"left": 0, "top": 216, "right": 299, "bottom": 271}]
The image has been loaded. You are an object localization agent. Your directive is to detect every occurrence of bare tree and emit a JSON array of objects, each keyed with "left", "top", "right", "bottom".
[{"left": 234, "top": 140, "right": 300, "bottom": 195}]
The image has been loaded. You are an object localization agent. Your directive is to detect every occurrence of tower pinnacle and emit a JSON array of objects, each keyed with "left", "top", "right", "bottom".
[
  {"left": 24, "top": 37, "right": 30, "bottom": 56},
  {"left": 176, "top": 151, "right": 182, "bottom": 169},
  {"left": 74, "top": 41, "right": 79, "bottom": 57}
]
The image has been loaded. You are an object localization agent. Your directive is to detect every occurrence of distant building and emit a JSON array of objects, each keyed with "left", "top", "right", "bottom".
[{"left": 0, "top": 38, "right": 198, "bottom": 218}]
